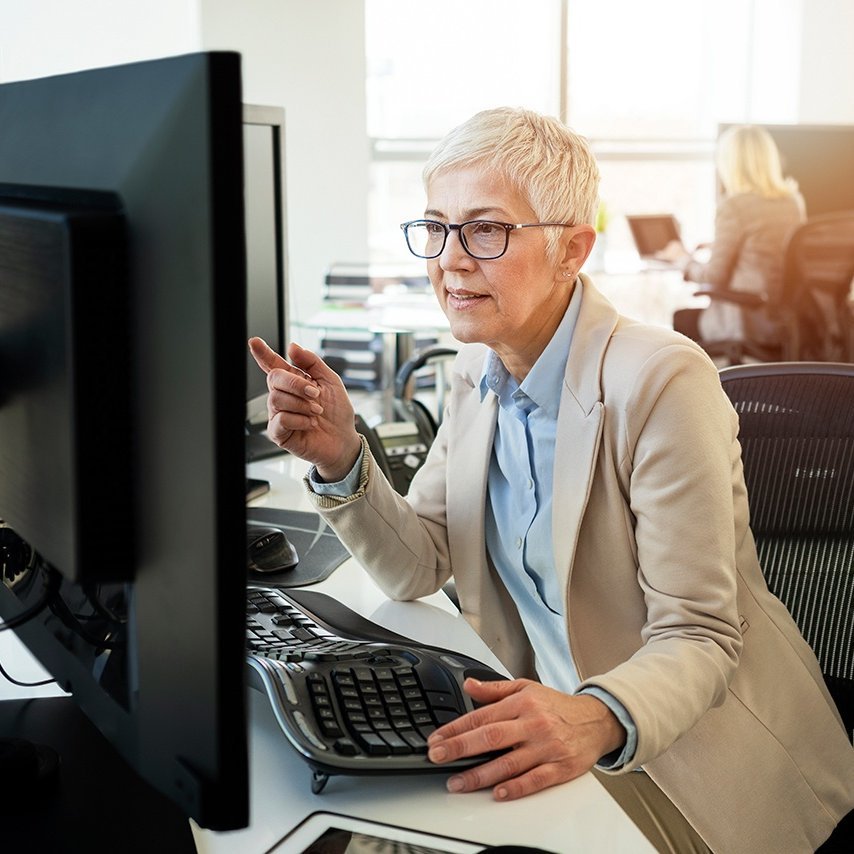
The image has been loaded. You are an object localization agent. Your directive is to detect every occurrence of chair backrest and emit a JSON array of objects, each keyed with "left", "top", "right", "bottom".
[
  {"left": 719, "top": 362, "right": 854, "bottom": 740},
  {"left": 393, "top": 345, "right": 458, "bottom": 439},
  {"left": 780, "top": 212, "right": 854, "bottom": 361}
]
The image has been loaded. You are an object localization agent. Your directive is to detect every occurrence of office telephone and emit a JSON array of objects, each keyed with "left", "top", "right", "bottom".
[
  {"left": 354, "top": 346, "right": 456, "bottom": 496},
  {"left": 355, "top": 414, "right": 433, "bottom": 495}
]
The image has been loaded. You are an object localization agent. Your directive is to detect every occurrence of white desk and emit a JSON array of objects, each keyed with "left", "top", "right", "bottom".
[
  {"left": 0, "top": 455, "right": 654, "bottom": 853},
  {"left": 592, "top": 266, "right": 709, "bottom": 329},
  {"left": 189, "top": 455, "right": 654, "bottom": 853}
]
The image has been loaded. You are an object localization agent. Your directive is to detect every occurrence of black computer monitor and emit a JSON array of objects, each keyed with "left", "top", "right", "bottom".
[
  {"left": 0, "top": 51, "right": 249, "bottom": 841},
  {"left": 718, "top": 122, "right": 854, "bottom": 216},
  {"left": 243, "top": 104, "right": 289, "bottom": 460}
]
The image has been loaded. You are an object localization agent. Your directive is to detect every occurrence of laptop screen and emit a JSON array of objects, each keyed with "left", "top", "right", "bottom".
[{"left": 626, "top": 214, "right": 682, "bottom": 258}]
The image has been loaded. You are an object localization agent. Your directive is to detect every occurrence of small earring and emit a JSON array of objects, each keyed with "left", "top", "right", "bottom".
[{"left": 562, "top": 270, "right": 573, "bottom": 278}]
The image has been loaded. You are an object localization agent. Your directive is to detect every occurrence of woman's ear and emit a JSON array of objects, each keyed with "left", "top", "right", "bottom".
[{"left": 558, "top": 224, "right": 597, "bottom": 275}]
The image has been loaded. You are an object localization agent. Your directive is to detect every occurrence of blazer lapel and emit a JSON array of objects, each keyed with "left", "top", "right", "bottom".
[
  {"left": 552, "top": 276, "right": 618, "bottom": 593},
  {"left": 445, "top": 349, "right": 497, "bottom": 615}
]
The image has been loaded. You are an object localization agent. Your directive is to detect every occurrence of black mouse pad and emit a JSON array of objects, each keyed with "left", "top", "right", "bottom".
[{"left": 246, "top": 507, "right": 351, "bottom": 588}]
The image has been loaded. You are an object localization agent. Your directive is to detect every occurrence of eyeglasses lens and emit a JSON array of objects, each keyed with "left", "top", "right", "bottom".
[
  {"left": 460, "top": 221, "right": 507, "bottom": 259},
  {"left": 405, "top": 221, "right": 444, "bottom": 258}
]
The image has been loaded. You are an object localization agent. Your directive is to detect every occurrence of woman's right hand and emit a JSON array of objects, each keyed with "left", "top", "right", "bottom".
[{"left": 248, "top": 337, "right": 362, "bottom": 482}]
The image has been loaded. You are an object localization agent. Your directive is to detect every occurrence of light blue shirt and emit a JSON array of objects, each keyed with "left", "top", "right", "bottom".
[
  {"left": 478, "top": 280, "right": 635, "bottom": 769},
  {"left": 312, "top": 280, "right": 636, "bottom": 768}
]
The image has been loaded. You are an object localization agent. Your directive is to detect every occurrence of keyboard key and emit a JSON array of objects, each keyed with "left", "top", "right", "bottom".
[
  {"left": 398, "top": 729, "right": 429, "bottom": 751},
  {"left": 380, "top": 731, "right": 412, "bottom": 755},
  {"left": 333, "top": 738, "right": 358, "bottom": 756},
  {"left": 426, "top": 691, "right": 458, "bottom": 710},
  {"left": 355, "top": 732, "right": 390, "bottom": 755},
  {"left": 292, "top": 627, "right": 317, "bottom": 642},
  {"left": 402, "top": 688, "right": 424, "bottom": 702},
  {"left": 418, "top": 665, "right": 455, "bottom": 694},
  {"left": 304, "top": 651, "right": 345, "bottom": 662}
]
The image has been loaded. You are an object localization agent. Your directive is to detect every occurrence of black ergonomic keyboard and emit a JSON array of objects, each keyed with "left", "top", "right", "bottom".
[{"left": 245, "top": 585, "right": 506, "bottom": 792}]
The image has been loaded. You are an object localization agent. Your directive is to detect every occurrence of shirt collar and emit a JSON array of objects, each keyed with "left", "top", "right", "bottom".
[{"left": 479, "top": 279, "right": 584, "bottom": 420}]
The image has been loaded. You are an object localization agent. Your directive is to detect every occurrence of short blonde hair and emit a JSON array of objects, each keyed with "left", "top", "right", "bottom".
[
  {"left": 716, "top": 125, "right": 798, "bottom": 199},
  {"left": 423, "top": 107, "right": 600, "bottom": 260}
]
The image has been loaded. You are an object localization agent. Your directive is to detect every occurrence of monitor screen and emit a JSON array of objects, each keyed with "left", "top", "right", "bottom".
[
  {"left": 0, "top": 51, "right": 249, "bottom": 836},
  {"left": 718, "top": 123, "right": 854, "bottom": 217},
  {"left": 243, "top": 105, "right": 288, "bottom": 438}
]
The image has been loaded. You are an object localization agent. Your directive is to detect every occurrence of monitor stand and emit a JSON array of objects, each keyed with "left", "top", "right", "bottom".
[{"left": 1, "top": 697, "right": 196, "bottom": 853}]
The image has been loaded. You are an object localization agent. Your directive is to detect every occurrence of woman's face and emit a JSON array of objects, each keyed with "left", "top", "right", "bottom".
[{"left": 425, "top": 166, "right": 580, "bottom": 380}]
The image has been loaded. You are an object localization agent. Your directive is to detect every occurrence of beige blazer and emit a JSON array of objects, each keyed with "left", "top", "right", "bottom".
[{"left": 311, "top": 275, "right": 854, "bottom": 853}]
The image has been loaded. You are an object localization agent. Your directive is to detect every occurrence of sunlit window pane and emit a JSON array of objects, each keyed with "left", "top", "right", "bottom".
[
  {"left": 567, "top": 0, "right": 751, "bottom": 138},
  {"left": 366, "top": 0, "right": 562, "bottom": 138},
  {"left": 366, "top": 0, "right": 803, "bottom": 266}
]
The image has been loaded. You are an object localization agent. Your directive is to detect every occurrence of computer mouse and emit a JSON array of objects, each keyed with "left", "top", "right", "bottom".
[{"left": 246, "top": 525, "right": 299, "bottom": 573}]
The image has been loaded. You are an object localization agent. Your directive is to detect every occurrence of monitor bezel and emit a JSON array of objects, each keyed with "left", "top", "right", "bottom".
[
  {"left": 243, "top": 103, "right": 289, "bottom": 433},
  {"left": 0, "top": 51, "right": 249, "bottom": 832}
]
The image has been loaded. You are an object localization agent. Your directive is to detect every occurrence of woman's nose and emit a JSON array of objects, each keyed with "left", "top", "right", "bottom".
[{"left": 439, "top": 227, "right": 475, "bottom": 271}]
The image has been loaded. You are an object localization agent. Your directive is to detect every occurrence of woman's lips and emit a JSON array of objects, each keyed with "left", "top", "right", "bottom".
[{"left": 446, "top": 289, "right": 488, "bottom": 310}]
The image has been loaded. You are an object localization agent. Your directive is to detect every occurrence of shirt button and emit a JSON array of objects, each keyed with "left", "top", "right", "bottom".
[
  {"left": 526, "top": 478, "right": 534, "bottom": 490},
  {"left": 515, "top": 537, "right": 523, "bottom": 550}
]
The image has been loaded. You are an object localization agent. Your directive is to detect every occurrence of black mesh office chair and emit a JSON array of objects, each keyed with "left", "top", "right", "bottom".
[
  {"left": 696, "top": 211, "right": 854, "bottom": 365},
  {"left": 719, "top": 362, "right": 854, "bottom": 742}
]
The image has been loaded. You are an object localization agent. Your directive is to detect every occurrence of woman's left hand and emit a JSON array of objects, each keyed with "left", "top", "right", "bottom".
[{"left": 427, "top": 677, "right": 625, "bottom": 801}]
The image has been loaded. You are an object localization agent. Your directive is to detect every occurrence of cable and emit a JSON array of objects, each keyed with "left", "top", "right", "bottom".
[
  {"left": 0, "top": 564, "right": 60, "bottom": 632},
  {"left": 0, "top": 658, "right": 55, "bottom": 688},
  {"left": 47, "top": 591, "right": 125, "bottom": 650},
  {"left": 82, "top": 583, "right": 128, "bottom": 625}
]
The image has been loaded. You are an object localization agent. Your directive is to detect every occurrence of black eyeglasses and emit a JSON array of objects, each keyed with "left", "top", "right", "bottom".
[{"left": 400, "top": 219, "right": 573, "bottom": 260}]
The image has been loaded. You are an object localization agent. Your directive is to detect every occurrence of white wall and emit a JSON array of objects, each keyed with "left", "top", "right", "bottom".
[
  {"left": 199, "top": 0, "right": 369, "bottom": 327},
  {"left": 0, "top": 1, "right": 201, "bottom": 80},
  {"left": 0, "top": 0, "right": 369, "bottom": 332},
  {"left": 797, "top": 0, "right": 854, "bottom": 123}
]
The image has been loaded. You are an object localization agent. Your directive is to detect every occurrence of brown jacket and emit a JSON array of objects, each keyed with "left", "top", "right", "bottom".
[{"left": 311, "top": 276, "right": 854, "bottom": 852}]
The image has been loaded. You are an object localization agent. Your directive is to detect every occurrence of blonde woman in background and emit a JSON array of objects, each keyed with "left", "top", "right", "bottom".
[{"left": 671, "top": 124, "right": 805, "bottom": 347}]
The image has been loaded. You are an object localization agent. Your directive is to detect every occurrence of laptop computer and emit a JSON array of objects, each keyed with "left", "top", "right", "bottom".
[{"left": 625, "top": 214, "right": 685, "bottom": 265}]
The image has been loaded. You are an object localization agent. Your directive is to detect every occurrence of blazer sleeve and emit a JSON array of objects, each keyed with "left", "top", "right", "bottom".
[
  {"left": 305, "top": 419, "right": 455, "bottom": 602},
  {"left": 578, "top": 344, "right": 744, "bottom": 769}
]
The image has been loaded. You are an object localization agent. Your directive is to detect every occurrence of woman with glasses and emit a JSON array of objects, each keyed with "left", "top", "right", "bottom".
[{"left": 250, "top": 107, "right": 853, "bottom": 854}]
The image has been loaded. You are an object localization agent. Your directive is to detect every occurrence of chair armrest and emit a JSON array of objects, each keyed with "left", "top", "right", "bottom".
[{"left": 693, "top": 287, "right": 767, "bottom": 308}]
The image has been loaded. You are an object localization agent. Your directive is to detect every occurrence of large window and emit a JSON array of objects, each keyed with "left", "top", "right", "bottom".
[{"left": 365, "top": 0, "right": 802, "bottom": 264}]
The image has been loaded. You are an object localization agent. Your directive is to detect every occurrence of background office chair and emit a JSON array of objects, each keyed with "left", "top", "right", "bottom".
[
  {"left": 393, "top": 345, "right": 458, "bottom": 439},
  {"left": 719, "top": 362, "right": 854, "bottom": 744},
  {"left": 696, "top": 211, "right": 854, "bottom": 365}
]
